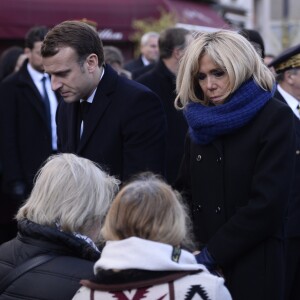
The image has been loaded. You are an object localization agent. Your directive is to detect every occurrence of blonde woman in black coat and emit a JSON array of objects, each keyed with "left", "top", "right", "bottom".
[{"left": 175, "top": 30, "right": 296, "bottom": 300}]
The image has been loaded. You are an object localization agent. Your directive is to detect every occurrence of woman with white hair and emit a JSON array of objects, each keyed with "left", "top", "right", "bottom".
[
  {"left": 72, "top": 172, "right": 232, "bottom": 300},
  {"left": 174, "top": 30, "right": 296, "bottom": 300},
  {"left": 0, "top": 153, "right": 119, "bottom": 300}
]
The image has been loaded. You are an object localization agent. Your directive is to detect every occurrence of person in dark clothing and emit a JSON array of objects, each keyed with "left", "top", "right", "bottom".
[
  {"left": 269, "top": 44, "right": 300, "bottom": 300},
  {"left": 0, "top": 46, "right": 26, "bottom": 81},
  {"left": 41, "top": 21, "right": 166, "bottom": 182},
  {"left": 137, "top": 27, "right": 193, "bottom": 184},
  {"left": 0, "top": 26, "right": 59, "bottom": 244},
  {"left": 103, "top": 45, "right": 132, "bottom": 79},
  {"left": 175, "top": 30, "right": 295, "bottom": 300},
  {"left": 0, "top": 153, "right": 119, "bottom": 300},
  {"left": 124, "top": 31, "right": 159, "bottom": 74},
  {"left": 238, "top": 28, "right": 265, "bottom": 59}
]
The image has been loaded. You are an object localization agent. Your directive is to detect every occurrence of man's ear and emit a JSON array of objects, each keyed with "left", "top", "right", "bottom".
[
  {"left": 86, "top": 53, "right": 98, "bottom": 72},
  {"left": 24, "top": 48, "right": 31, "bottom": 56},
  {"left": 173, "top": 48, "right": 182, "bottom": 60}
]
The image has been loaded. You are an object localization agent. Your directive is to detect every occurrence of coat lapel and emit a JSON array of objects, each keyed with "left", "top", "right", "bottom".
[
  {"left": 18, "top": 63, "right": 52, "bottom": 133},
  {"left": 77, "top": 65, "right": 117, "bottom": 153}
]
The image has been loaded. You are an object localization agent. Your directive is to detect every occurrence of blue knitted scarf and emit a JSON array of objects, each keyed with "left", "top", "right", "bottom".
[{"left": 184, "top": 79, "right": 275, "bottom": 145}]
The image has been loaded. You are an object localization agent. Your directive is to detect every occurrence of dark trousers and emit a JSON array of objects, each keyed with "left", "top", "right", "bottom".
[
  {"left": 0, "top": 190, "right": 18, "bottom": 244},
  {"left": 285, "top": 238, "right": 300, "bottom": 300}
]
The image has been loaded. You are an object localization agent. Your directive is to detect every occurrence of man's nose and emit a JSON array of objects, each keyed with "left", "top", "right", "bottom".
[{"left": 51, "top": 76, "right": 62, "bottom": 91}]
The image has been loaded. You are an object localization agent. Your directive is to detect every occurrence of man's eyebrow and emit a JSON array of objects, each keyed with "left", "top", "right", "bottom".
[{"left": 50, "top": 69, "right": 70, "bottom": 76}]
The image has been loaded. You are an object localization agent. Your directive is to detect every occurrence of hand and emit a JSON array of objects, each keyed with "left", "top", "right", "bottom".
[{"left": 195, "top": 247, "right": 221, "bottom": 276}]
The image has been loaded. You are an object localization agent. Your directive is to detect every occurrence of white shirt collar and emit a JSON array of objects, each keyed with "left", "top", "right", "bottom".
[
  {"left": 27, "top": 62, "right": 46, "bottom": 82},
  {"left": 80, "top": 67, "right": 105, "bottom": 104},
  {"left": 141, "top": 55, "right": 151, "bottom": 66},
  {"left": 277, "top": 84, "right": 300, "bottom": 119}
]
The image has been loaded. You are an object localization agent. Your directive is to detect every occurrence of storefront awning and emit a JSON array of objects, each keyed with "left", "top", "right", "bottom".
[{"left": 0, "top": 0, "right": 229, "bottom": 41}]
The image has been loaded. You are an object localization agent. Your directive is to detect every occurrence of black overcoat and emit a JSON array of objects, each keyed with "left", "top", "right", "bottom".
[
  {"left": 176, "top": 98, "right": 296, "bottom": 300},
  {"left": 274, "top": 89, "right": 300, "bottom": 300},
  {"left": 0, "top": 61, "right": 58, "bottom": 193},
  {"left": 56, "top": 65, "right": 166, "bottom": 181},
  {"left": 137, "top": 60, "right": 188, "bottom": 184},
  {"left": 274, "top": 90, "right": 300, "bottom": 238},
  {"left": 124, "top": 55, "right": 144, "bottom": 73}
]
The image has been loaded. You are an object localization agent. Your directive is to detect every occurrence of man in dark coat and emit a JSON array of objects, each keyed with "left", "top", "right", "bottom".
[
  {"left": 41, "top": 21, "right": 166, "bottom": 181},
  {"left": 124, "top": 31, "right": 159, "bottom": 72},
  {"left": 269, "top": 44, "right": 300, "bottom": 300},
  {"left": 124, "top": 31, "right": 159, "bottom": 79},
  {"left": 137, "top": 27, "right": 192, "bottom": 184},
  {"left": 0, "top": 26, "right": 59, "bottom": 243}
]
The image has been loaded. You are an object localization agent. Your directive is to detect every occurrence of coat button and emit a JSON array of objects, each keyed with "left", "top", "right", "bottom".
[
  {"left": 215, "top": 206, "right": 221, "bottom": 213},
  {"left": 296, "top": 150, "right": 300, "bottom": 155},
  {"left": 194, "top": 204, "right": 202, "bottom": 212},
  {"left": 196, "top": 155, "right": 202, "bottom": 161}
]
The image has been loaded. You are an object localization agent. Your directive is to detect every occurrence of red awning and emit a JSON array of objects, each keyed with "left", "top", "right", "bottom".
[
  {"left": 0, "top": 0, "right": 228, "bottom": 41},
  {"left": 165, "top": 0, "right": 229, "bottom": 30}
]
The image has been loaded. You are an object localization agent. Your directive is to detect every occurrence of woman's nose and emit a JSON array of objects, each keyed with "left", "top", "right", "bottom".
[{"left": 206, "top": 76, "right": 215, "bottom": 90}]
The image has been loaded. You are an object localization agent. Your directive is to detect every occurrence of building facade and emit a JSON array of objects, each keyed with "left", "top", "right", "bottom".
[{"left": 217, "top": 0, "right": 300, "bottom": 55}]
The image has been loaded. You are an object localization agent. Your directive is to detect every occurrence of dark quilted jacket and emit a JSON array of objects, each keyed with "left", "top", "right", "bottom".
[{"left": 0, "top": 219, "right": 100, "bottom": 300}]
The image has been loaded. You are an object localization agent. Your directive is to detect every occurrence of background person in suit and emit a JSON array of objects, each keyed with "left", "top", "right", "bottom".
[
  {"left": 238, "top": 28, "right": 265, "bottom": 59},
  {"left": 137, "top": 27, "right": 193, "bottom": 184},
  {"left": 0, "top": 46, "right": 27, "bottom": 244},
  {"left": 0, "top": 46, "right": 27, "bottom": 81},
  {"left": 0, "top": 26, "right": 59, "bottom": 243},
  {"left": 124, "top": 31, "right": 159, "bottom": 79},
  {"left": 103, "top": 45, "right": 132, "bottom": 79},
  {"left": 175, "top": 30, "right": 295, "bottom": 300},
  {"left": 269, "top": 44, "right": 300, "bottom": 300},
  {"left": 41, "top": 21, "right": 166, "bottom": 181}
]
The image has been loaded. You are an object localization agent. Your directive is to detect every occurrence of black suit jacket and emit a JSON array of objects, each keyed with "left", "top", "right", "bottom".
[
  {"left": 0, "top": 60, "right": 58, "bottom": 194},
  {"left": 132, "top": 63, "right": 155, "bottom": 80},
  {"left": 124, "top": 56, "right": 145, "bottom": 73},
  {"left": 137, "top": 60, "right": 188, "bottom": 184},
  {"left": 56, "top": 65, "right": 166, "bottom": 181},
  {"left": 274, "top": 89, "right": 300, "bottom": 237}
]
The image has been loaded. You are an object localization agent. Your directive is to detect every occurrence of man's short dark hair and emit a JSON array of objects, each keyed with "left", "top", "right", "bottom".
[
  {"left": 25, "top": 26, "right": 49, "bottom": 49},
  {"left": 41, "top": 20, "right": 104, "bottom": 67}
]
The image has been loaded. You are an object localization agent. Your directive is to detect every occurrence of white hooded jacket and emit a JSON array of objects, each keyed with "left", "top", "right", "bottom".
[{"left": 73, "top": 237, "right": 232, "bottom": 300}]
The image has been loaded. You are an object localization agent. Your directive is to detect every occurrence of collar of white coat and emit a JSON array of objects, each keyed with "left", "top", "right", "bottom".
[{"left": 94, "top": 236, "right": 206, "bottom": 274}]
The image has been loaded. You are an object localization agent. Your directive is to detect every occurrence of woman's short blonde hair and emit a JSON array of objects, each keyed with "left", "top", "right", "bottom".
[
  {"left": 175, "top": 30, "right": 275, "bottom": 108},
  {"left": 16, "top": 153, "right": 119, "bottom": 243},
  {"left": 101, "top": 172, "right": 194, "bottom": 249}
]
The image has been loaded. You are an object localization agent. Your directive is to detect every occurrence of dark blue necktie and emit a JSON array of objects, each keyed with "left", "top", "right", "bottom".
[
  {"left": 41, "top": 76, "right": 51, "bottom": 132},
  {"left": 80, "top": 101, "right": 91, "bottom": 123}
]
